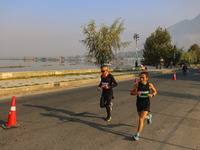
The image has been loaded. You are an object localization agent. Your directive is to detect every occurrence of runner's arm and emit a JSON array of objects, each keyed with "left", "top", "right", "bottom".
[
  {"left": 130, "top": 83, "right": 139, "bottom": 95},
  {"left": 98, "top": 76, "right": 102, "bottom": 87},
  {"left": 110, "top": 75, "right": 118, "bottom": 88},
  {"left": 97, "top": 77, "right": 102, "bottom": 91},
  {"left": 98, "top": 82, "right": 102, "bottom": 87},
  {"left": 149, "top": 83, "right": 157, "bottom": 97}
]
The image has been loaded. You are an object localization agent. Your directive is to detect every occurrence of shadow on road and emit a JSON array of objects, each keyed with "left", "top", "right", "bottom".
[
  {"left": 0, "top": 120, "right": 7, "bottom": 127},
  {"left": 141, "top": 136, "right": 197, "bottom": 150},
  {"left": 23, "top": 104, "right": 135, "bottom": 140}
]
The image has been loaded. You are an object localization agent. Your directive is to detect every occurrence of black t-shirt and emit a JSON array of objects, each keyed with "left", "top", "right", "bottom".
[{"left": 98, "top": 73, "right": 117, "bottom": 96}]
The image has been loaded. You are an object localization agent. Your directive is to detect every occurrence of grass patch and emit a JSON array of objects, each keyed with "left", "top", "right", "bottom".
[
  {"left": 0, "top": 69, "right": 144, "bottom": 81},
  {"left": 5, "top": 86, "right": 22, "bottom": 88},
  {"left": 0, "top": 68, "right": 166, "bottom": 82},
  {"left": 112, "top": 68, "right": 142, "bottom": 72},
  {"left": 0, "top": 72, "right": 100, "bottom": 80}
]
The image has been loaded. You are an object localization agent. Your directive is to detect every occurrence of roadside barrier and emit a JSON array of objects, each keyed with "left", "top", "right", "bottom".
[
  {"left": 135, "top": 78, "right": 138, "bottom": 92},
  {"left": 173, "top": 72, "right": 176, "bottom": 80},
  {"left": 1, "top": 96, "right": 20, "bottom": 129}
]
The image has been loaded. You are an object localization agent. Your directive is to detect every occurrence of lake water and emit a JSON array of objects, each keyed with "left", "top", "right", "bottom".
[
  {"left": 0, "top": 60, "right": 100, "bottom": 72},
  {"left": 0, "top": 59, "right": 139, "bottom": 72}
]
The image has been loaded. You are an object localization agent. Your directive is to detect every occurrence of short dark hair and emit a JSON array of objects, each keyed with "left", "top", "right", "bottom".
[
  {"left": 140, "top": 72, "right": 149, "bottom": 78},
  {"left": 101, "top": 65, "right": 108, "bottom": 69}
]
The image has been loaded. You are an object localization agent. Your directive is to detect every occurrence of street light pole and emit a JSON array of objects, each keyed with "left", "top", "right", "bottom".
[
  {"left": 173, "top": 45, "right": 176, "bottom": 66},
  {"left": 188, "top": 52, "right": 190, "bottom": 66},
  {"left": 133, "top": 33, "right": 139, "bottom": 68}
]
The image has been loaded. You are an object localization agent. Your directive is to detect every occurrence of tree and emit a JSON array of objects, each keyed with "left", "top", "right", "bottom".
[
  {"left": 181, "top": 51, "right": 198, "bottom": 64},
  {"left": 142, "top": 27, "right": 183, "bottom": 68},
  {"left": 142, "top": 27, "right": 171, "bottom": 68},
  {"left": 188, "top": 43, "right": 200, "bottom": 63},
  {"left": 163, "top": 45, "right": 183, "bottom": 67},
  {"left": 188, "top": 43, "right": 200, "bottom": 52},
  {"left": 80, "top": 18, "right": 131, "bottom": 66}
]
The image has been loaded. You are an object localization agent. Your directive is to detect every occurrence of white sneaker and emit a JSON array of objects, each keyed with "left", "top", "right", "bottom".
[
  {"left": 110, "top": 102, "right": 113, "bottom": 111},
  {"left": 106, "top": 117, "right": 112, "bottom": 122}
]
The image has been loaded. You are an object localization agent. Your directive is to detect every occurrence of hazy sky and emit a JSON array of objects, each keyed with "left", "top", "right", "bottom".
[{"left": 1, "top": 0, "right": 200, "bottom": 57}]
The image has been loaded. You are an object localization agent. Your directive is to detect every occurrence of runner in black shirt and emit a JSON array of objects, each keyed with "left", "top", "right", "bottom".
[{"left": 98, "top": 65, "right": 118, "bottom": 121}]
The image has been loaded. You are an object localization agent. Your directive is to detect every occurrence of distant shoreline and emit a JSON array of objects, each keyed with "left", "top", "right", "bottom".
[
  {"left": 0, "top": 58, "right": 23, "bottom": 60},
  {"left": 0, "top": 65, "right": 30, "bottom": 69}
]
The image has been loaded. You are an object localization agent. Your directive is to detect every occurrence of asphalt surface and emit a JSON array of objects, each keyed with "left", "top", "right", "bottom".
[{"left": 0, "top": 69, "right": 200, "bottom": 150}]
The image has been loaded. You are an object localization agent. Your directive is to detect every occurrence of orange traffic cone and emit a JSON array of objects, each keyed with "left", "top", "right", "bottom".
[
  {"left": 135, "top": 78, "right": 138, "bottom": 84},
  {"left": 198, "top": 68, "right": 200, "bottom": 73},
  {"left": 173, "top": 72, "right": 176, "bottom": 80},
  {"left": 135, "top": 78, "right": 138, "bottom": 91},
  {"left": 2, "top": 96, "right": 19, "bottom": 129}
]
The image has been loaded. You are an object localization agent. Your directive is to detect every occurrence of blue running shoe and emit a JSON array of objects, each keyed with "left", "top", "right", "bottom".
[
  {"left": 133, "top": 134, "right": 139, "bottom": 140},
  {"left": 147, "top": 114, "right": 152, "bottom": 125}
]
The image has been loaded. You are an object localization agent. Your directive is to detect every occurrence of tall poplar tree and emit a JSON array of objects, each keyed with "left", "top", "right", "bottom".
[{"left": 81, "top": 18, "right": 131, "bottom": 66}]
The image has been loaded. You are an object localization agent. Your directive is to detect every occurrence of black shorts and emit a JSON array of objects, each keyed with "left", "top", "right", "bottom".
[{"left": 136, "top": 99, "right": 150, "bottom": 112}]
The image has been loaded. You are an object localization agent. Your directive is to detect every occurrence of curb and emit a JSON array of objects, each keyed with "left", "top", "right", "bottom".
[{"left": 0, "top": 74, "right": 135, "bottom": 98}]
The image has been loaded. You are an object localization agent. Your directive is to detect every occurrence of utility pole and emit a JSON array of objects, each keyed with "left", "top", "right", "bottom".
[
  {"left": 188, "top": 52, "right": 190, "bottom": 66},
  {"left": 174, "top": 45, "right": 176, "bottom": 66},
  {"left": 133, "top": 33, "right": 139, "bottom": 68}
]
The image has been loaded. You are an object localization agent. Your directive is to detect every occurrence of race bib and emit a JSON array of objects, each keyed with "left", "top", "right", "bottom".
[
  {"left": 138, "top": 91, "right": 149, "bottom": 98},
  {"left": 101, "top": 82, "right": 109, "bottom": 88}
]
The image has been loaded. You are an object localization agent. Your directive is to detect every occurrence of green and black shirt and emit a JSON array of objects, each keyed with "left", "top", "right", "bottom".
[{"left": 137, "top": 82, "right": 150, "bottom": 99}]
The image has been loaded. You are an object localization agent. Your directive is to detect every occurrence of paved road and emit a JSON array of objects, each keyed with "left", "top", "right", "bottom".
[{"left": 0, "top": 69, "right": 200, "bottom": 150}]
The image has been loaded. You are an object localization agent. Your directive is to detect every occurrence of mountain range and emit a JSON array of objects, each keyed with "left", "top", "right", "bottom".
[{"left": 168, "top": 14, "right": 200, "bottom": 50}]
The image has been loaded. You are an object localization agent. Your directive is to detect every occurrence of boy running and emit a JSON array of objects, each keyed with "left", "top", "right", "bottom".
[
  {"left": 98, "top": 65, "right": 118, "bottom": 121},
  {"left": 130, "top": 72, "right": 157, "bottom": 140}
]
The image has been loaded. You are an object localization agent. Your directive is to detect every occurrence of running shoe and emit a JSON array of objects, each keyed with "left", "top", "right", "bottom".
[
  {"left": 147, "top": 114, "right": 152, "bottom": 125},
  {"left": 110, "top": 102, "right": 113, "bottom": 111},
  {"left": 105, "top": 116, "right": 112, "bottom": 122},
  {"left": 133, "top": 134, "right": 139, "bottom": 140}
]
